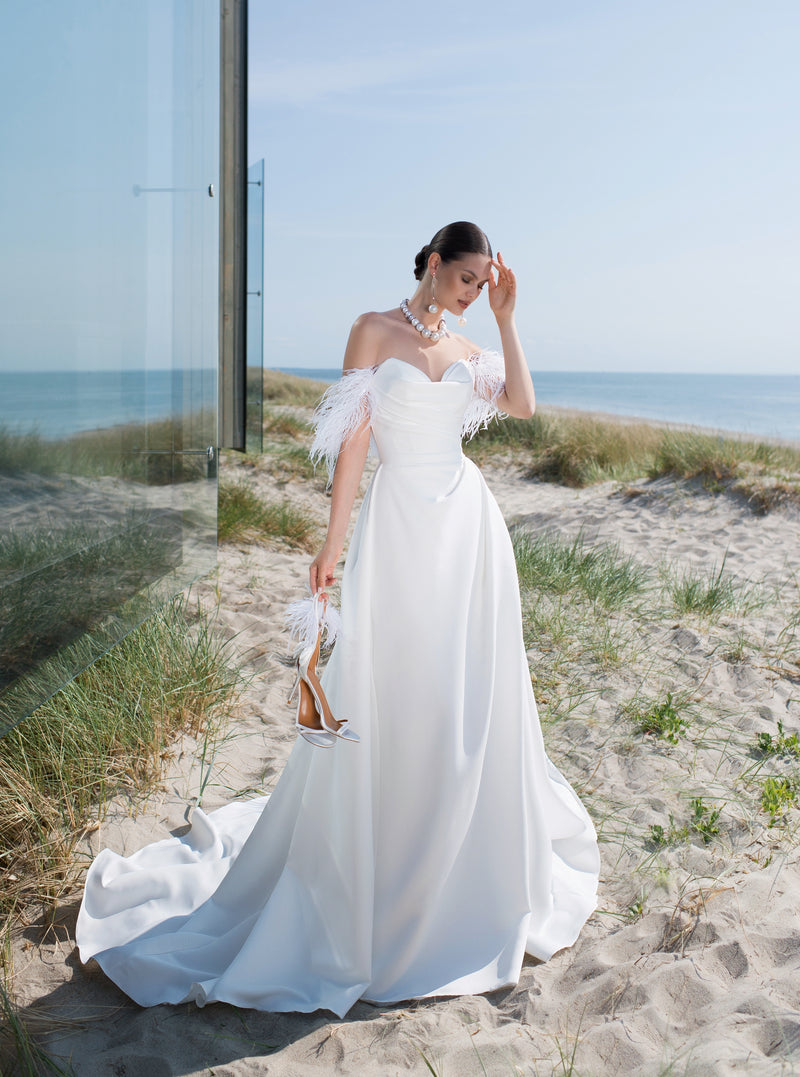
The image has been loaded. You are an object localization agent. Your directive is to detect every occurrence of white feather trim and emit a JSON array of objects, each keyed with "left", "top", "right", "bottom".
[
  {"left": 461, "top": 349, "right": 507, "bottom": 440},
  {"left": 310, "top": 367, "right": 376, "bottom": 483},
  {"left": 284, "top": 594, "right": 342, "bottom": 655}
]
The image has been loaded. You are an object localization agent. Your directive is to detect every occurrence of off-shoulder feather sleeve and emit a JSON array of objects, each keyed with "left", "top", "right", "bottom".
[
  {"left": 309, "top": 366, "right": 376, "bottom": 483},
  {"left": 461, "top": 349, "right": 507, "bottom": 440}
]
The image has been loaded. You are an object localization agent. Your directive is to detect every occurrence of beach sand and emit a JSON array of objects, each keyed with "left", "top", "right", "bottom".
[{"left": 8, "top": 428, "right": 800, "bottom": 1076}]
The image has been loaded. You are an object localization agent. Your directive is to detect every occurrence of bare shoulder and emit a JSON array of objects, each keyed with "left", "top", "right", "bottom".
[{"left": 343, "top": 310, "right": 400, "bottom": 370}]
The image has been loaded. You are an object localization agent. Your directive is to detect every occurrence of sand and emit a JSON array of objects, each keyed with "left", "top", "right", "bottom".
[{"left": 7, "top": 435, "right": 800, "bottom": 1076}]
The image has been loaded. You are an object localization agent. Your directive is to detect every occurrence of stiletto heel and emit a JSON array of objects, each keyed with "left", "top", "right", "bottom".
[
  {"left": 290, "top": 660, "right": 336, "bottom": 748},
  {"left": 287, "top": 671, "right": 300, "bottom": 706}
]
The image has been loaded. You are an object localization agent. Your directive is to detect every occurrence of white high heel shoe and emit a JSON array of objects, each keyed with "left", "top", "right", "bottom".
[
  {"left": 284, "top": 592, "right": 359, "bottom": 746},
  {"left": 298, "top": 629, "right": 360, "bottom": 743}
]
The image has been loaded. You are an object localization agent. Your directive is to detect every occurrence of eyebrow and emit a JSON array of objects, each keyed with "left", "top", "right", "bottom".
[{"left": 461, "top": 269, "right": 489, "bottom": 285}]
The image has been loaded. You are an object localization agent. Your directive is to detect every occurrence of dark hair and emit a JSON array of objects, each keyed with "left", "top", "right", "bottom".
[{"left": 413, "top": 221, "right": 492, "bottom": 281}]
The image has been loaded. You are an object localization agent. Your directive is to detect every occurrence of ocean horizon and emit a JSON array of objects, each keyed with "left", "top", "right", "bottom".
[{"left": 1, "top": 368, "right": 799, "bottom": 444}]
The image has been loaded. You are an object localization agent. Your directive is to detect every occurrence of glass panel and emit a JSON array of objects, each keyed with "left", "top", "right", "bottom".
[
  {"left": 246, "top": 158, "right": 265, "bottom": 454},
  {"left": 0, "top": 2, "right": 220, "bottom": 734}
]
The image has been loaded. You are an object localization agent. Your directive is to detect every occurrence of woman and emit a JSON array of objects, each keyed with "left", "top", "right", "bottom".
[{"left": 76, "top": 222, "right": 600, "bottom": 1018}]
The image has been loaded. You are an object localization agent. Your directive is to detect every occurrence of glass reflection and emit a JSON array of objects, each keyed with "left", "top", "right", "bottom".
[{"left": 0, "top": 2, "right": 219, "bottom": 733}]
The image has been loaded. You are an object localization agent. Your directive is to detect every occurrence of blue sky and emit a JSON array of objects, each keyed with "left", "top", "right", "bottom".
[{"left": 248, "top": 0, "right": 799, "bottom": 374}]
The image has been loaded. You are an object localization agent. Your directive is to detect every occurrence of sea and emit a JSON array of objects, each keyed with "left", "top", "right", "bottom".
[
  {"left": 0, "top": 370, "right": 215, "bottom": 440},
  {"left": 1, "top": 368, "right": 799, "bottom": 444}
]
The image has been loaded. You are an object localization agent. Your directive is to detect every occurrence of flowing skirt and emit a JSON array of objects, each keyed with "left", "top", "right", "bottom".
[{"left": 76, "top": 457, "right": 600, "bottom": 1017}]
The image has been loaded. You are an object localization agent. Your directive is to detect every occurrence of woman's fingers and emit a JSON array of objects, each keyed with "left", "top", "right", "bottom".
[{"left": 310, "top": 562, "right": 336, "bottom": 594}]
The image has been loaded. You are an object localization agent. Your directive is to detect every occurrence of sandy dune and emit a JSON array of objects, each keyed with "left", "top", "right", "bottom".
[{"left": 10, "top": 439, "right": 800, "bottom": 1076}]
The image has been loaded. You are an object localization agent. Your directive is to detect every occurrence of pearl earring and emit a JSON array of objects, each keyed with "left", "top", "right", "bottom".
[
  {"left": 458, "top": 314, "right": 467, "bottom": 326},
  {"left": 428, "top": 274, "right": 439, "bottom": 315}
]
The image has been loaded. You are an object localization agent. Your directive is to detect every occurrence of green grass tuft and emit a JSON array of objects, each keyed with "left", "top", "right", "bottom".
[
  {"left": 664, "top": 556, "right": 758, "bottom": 617},
  {"left": 263, "top": 410, "right": 312, "bottom": 439},
  {"left": 218, "top": 481, "right": 318, "bottom": 551},
  {"left": 513, "top": 530, "right": 649, "bottom": 610}
]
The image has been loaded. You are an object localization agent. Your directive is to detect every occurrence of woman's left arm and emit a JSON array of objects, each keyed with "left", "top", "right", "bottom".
[{"left": 488, "top": 253, "right": 536, "bottom": 419}]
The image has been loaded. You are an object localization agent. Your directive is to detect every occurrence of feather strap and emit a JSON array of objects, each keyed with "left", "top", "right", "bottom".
[
  {"left": 310, "top": 366, "right": 377, "bottom": 483},
  {"left": 284, "top": 594, "right": 342, "bottom": 655},
  {"left": 461, "top": 349, "right": 508, "bottom": 441}
]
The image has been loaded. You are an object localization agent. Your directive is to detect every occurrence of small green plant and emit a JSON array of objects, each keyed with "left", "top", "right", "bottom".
[
  {"left": 647, "top": 800, "right": 721, "bottom": 848},
  {"left": 625, "top": 893, "right": 645, "bottom": 921},
  {"left": 630, "top": 693, "right": 689, "bottom": 744},
  {"left": 760, "top": 776, "right": 800, "bottom": 825},
  {"left": 648, "top": 815, "right": 689, "bottom": 848},
  {"left": 755, "top": 720, "right": 800, "bottom": 758},
  {"left": 689, "top": 798, "right": 721, "bottom": 844}
]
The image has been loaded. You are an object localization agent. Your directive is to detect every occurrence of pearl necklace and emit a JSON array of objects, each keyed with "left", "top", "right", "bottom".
[{"left": 401, "top": 299, "right": 447, "bottom": 342}]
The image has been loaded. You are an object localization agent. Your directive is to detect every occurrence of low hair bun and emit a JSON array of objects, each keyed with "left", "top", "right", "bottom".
[
  {"left": 413, "top": 244, "right": 430, "bottom": 281},
  {"left": 411, "top": 223, "right": 492, "bottom": 282}
]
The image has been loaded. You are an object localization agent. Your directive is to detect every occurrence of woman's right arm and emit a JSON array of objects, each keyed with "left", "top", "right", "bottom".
[
  {"left": 309, "top": 424, "right": 371, "bottom": 595},
  {"left": 309, "top": 315, "right": 381, "bottom": 596}
]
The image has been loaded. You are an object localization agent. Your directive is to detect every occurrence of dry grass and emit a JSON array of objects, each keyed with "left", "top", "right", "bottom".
[
  {"left": 261, "top": 369, "right": 327, "bottom": 408},
  {"left": 0, "top": 597, "right": 239, "bottom": 946},
  {"left": 464, "top": 407, "right": 800, "bottom": 503}
]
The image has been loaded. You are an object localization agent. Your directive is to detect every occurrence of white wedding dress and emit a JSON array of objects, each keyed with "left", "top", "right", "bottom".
[{"left": 76, "top": 353, "right": 600, "bottom": 1018}]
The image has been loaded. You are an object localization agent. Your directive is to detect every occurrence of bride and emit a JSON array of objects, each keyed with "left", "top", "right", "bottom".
[{"left": 76, "top": 221, "right": 600, "bottom": 1018}]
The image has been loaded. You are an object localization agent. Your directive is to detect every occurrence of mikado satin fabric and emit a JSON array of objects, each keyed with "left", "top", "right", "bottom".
[{"left": 76, "top": 356, "right": 600, "bottom": 1017}]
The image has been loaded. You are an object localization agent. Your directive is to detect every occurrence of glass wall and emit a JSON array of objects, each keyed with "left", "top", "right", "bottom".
[
  {"left": 0, "top": 2, "right": 220, "bottom": 733},
  {"left": 246, "top": 158, "right": 265, "bottom": 454}
]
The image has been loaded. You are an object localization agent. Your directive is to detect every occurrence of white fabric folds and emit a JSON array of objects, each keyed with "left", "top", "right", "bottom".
[{"left": 76, "top": 353, "right": 600, "bottom": 1018}]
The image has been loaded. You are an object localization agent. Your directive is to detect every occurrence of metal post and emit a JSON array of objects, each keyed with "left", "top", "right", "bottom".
[{"left": 218, "top": 0, "right": 248, "bottom": 450}]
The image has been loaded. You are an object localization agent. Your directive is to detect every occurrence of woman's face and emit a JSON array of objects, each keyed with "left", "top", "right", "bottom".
[{"left": 431, "top": 253, "right": 492, "bottom": 318}]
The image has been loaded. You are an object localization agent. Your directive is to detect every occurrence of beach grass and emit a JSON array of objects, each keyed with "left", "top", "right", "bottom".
[
  {"left": 513, "top": 529, "right": 650, "bottom": 610},
  {"left": 465, "top": 408, "right": 800, "bottom": 499},
  {"left": 0, "top": 595, "right": 239, "bottom": 945},
  {"left": 0, "top": 979, "right": 75, "bottom": 1076},
  {"left": 663, "top": 557, "right": 762, "bottom": 617},
  {"left": 217, "top": 480, "right": 319, "bottom": 551}
]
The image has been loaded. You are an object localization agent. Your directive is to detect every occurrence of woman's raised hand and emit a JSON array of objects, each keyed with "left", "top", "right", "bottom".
[{"left": 487, "top": 252, "right": 516, "bottom": 324}]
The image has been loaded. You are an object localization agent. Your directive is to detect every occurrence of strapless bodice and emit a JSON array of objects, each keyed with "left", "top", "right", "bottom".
[{"left": 370, "top": 356, "right": 473, "bottom": 472}]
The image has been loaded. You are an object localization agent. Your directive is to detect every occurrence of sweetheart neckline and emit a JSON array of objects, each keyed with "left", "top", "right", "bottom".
[{"left": 378, "top": 356, "right": 469, "bottom": 385}]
